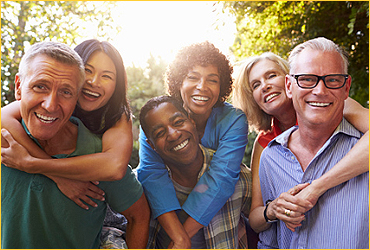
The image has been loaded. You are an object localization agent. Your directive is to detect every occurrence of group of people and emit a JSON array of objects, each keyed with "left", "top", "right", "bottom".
[{"left": 1, "top": 36, "right": 368, "bottom": 249}]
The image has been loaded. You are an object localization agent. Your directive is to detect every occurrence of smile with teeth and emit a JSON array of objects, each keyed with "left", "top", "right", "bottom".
[
  {"left": 192, "top": 96, "right": 209, "bottom": 102},
  {"left": 82, "top": 89, "right": 101, "bottom": 98},
  {"left": 308, "top": 102, "right": 331, "bottom": 107},
  {"left": 265, "top": 93, "right": 280, "bottom": 102},
  {"left": 173, "top": 139, "right": 189, "bottom": 151},
  {"left": 35, "top": 113, "right": 57, "bottom": 124}
]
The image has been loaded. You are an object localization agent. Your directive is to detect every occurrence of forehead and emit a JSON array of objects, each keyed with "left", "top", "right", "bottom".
[
  {"left": 189, "top": 64, "right": 219, "bottom": 75},
  {"left": 26, "top": 54, "right": 81, "bottom": 89},
  {"left": 250, "top": 59, "right": 283, "bottom": 77},
  {"left": 293, "top": 49, "right": 345, "bottom": 73},
  {"left": 86, "top": 51, "right": 116, "bottom": 72},
  {"left": 145, "top": 103, "right": 185, "bottom": 128}
]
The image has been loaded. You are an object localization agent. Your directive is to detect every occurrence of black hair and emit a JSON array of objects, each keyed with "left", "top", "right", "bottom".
[
  {"left": 165, "top": 41, "right": 233, "bottom": 107},
  {"left": 73, "top": 39, "right": 131, "bottom": 134},
  {"left": 139, "top": 95, "right": 188, "bottom": 138}
]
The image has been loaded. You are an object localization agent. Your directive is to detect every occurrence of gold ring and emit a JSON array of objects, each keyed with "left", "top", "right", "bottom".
[{"left": 284, "top": 209, "right": 291, "bottom": 217}]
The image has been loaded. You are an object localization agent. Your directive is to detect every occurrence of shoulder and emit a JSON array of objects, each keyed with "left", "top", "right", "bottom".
[
  {"left": 211, "top": 102, "right": 246, "bottom": 119},
  {"left": 208, "top": 102, "right": 248, "bottom": 128},
  {"left": 70, "top": 116, "right": 102, "bottom": 155}
]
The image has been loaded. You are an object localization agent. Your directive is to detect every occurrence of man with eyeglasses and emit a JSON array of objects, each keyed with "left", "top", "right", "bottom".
[{"left": 258, "top": 37, "right": 368, "bottom": 249}]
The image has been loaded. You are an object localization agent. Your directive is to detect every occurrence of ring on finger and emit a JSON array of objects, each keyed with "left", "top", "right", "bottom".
[{"left": 284, "top": 209, "right": 291, "bottom": 217}]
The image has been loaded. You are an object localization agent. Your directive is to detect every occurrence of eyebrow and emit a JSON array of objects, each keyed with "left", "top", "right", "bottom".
[
  {"left": 85, "top": 63, "right": 116, "bottom": 76},
  {"left": 150, "top": 112, "right": 186, "bottom": 136},
  {"left": 188, "top": 71, "right": 220, "bottom": 78}
]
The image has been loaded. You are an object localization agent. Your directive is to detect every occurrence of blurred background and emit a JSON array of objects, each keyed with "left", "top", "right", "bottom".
[{"left": 2, "top": 1, "right": 368, "bottom": 168}]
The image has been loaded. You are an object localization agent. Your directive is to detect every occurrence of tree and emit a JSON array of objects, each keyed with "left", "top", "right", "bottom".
[
  {"left": 222, "top": 1, "right": 369, "bottom": 107},
  {"left": 1, "top": 1, "right": 120, "bottom": 106}
]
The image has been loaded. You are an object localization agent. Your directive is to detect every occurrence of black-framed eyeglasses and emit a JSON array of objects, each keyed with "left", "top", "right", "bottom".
[{"left": 290, "top": 74, "right": 349, "bottom": 89}]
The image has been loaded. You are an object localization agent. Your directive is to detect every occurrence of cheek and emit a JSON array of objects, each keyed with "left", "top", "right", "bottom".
[{"left": 252, "top": 89, "right": 262, "bottom": 104}]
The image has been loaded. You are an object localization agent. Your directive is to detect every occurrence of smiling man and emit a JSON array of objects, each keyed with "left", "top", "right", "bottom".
[
  {"left": 258, "top": 37, "right": 369, "bottom": 249},
  {"left": 1, "top": 41, "right": 150, "bottom": 249},
  {"left": 139, "top": 95, "right": 252, "bottom": 249}
]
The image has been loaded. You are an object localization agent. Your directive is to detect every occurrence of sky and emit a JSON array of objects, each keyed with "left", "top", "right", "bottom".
[{"left": 80, "top": 1, "right": 237, "bottom": 68}]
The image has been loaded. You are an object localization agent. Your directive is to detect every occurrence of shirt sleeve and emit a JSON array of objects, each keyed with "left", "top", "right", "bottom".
[
  {"left": 182, "top": 105, "right": 249, "bottom": 226},
  {"left": 136, "top": 127, "right": 181, "bottom": 218},
  {"left": 257, "top": 147, "right": 279, "bottom": 249}
]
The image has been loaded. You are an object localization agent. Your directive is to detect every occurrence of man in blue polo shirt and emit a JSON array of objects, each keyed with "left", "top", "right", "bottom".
[{"left": 258, "top": 37, "right": 368, "bottom": 249}]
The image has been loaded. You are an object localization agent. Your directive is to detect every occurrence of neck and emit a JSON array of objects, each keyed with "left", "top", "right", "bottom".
[
  {"left": 190, "top": 113, "right": 210, "bottom": 141},
  {"left": 288, "top": 118, "right": 341, "bottom": 171},
  {"left": 38, "top": 121, "right": 78, "bottom": 156},
  {"left": 167, "top": 146, "right": 204, "bottom": 188},
  {"left": 274, "top": 106, "right": 297, "bottom": 132}
]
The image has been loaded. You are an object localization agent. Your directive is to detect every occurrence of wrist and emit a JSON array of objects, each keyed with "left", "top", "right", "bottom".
[
  {"left": 310, "top": 179, "right": 328, "bottom": 197},
  {"left": 264, "top": 200, "right": 278, "bottom": 223}
]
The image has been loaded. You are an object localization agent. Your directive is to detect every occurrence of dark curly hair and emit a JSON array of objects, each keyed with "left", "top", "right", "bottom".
[
  {"left": 165, "top": 41, "right": 233, "bottom": 108},
  {"left": 73, "top": 39, "right": 131, "bottom": 134}
]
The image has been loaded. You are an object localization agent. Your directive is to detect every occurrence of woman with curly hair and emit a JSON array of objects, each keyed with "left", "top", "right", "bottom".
[
  {"left": 137, "top": 41, "right": 249, "bottom": 248},
  {"left": 232, "top": 51, "right": 368, "bottom": 234}
]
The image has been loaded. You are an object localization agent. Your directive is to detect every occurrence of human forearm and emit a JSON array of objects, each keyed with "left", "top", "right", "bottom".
[
  {"left": 157, "top": 211, "right": 191, "bottom": 249},
  {"left": 249, "top": 206, "right": 271, "bottom": 233},
  {"left": 308, "top": 131, "right": 369, "bottom": 197},
  {"left": 122, "top": 193, "right": 151, "bottom": 249},
  {"left": 25, "top": 151, "right": 129, "bottom": 181},
  {"left": 2, "top": 114, "right": 132, "bottom": 181},
  {"left": 183, "top": 216, "right": 204, "bottom": 239},
  {"left": 343, "top": 97, "right": 369, "bottom": 133}
]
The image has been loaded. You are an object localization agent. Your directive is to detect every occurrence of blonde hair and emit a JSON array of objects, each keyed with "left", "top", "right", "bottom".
[{"left": 232, "top": 52, "right": 289, "bottom": 132}]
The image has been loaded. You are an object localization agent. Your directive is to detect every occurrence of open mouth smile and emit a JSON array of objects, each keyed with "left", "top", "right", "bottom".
[
  {"left": 173, "top": 139, "right": 189, "bottom": 151},
  {"left": 82, "top": 89, "right": 101, "bottom": 98},
  {"left": 192, "top": 96, "right": 210, "bottom": 102},
  {"left": 265, "top": 93, "right": 280, "bottom": 102},
  {"left": 307, "top": 102, "right": 331, "bottom": 107},
  {"left": 35, "top": 112, "right": 57, "bottom": 124}
]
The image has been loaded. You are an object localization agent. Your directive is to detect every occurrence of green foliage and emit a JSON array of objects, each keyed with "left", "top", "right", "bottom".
[
  {"left": 223, "top": 1, "right": 369, "bottom": 107},
  {"left": 127, "top": 54, "right": 168, "bottom": 168},
  {"left": 1, "top": 1, "right": 119, "bottom": 106}
]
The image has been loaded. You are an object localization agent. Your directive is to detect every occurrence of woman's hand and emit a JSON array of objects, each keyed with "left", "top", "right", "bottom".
[
  {"left": 50, "top": 176, "right": 105, "bottom": 210},
  {"left": 1, "top": 128, "right": 34, "bottom": 171},
  {"left": 267, "top": 183, "right": 313, "bottom": 232}
]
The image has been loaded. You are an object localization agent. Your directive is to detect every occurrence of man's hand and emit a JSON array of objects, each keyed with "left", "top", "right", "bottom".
[
  {"left": 268, "top": 183, "right": 313, "bottom": 232},
  {"left": 51, "top": 176, "right": 105, "bottom": 210}
]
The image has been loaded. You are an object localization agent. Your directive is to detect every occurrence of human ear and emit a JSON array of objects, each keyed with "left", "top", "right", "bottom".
[
  {"left": 343, "top": 75, "right": 352, "bottom": 99},
  {"left": 146, "top": 138, "right": 156, "bottom": 151},
  {"left": 15, "top": 74, "right": 22, "bottom": 100},
  {"left": 285, "top": 75, "right": 293, "bottom": 99}
]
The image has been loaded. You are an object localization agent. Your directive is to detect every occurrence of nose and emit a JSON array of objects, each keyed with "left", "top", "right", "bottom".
[
  {"left": 312, "top": 79, "right": 328, "bottom": 95},
  {"left": 196, "top": 78, "right": 206, "bottom": 90},
  {"left": 86, "top": 74, "right": 100, "bottom": 87},
  {"left": 167, "top": 126, "right": 181, "bottom": 141},
  {"left": 41, "top": 92, "right": 59, "bottom": 113},
  {"left": 261, "top": 81, "right": 272, "bottom": 92}
]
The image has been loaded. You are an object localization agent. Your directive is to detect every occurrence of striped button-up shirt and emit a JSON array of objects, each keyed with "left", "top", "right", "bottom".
[
  {"left": 258, "top": 118, "right": 369, "bottom": 249},
  {"left": 147, "top": 145, "right": 252, "bottom": 249}
]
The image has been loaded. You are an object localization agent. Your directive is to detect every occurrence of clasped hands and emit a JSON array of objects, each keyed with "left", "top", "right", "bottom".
[{"left": 266, "top": 183, "right": 320, "bottom": 232}]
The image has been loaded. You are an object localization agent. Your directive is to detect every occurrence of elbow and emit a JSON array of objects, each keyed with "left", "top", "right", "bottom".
[{"left": 106, "top": 158, "right": 129, "bottom": 181}]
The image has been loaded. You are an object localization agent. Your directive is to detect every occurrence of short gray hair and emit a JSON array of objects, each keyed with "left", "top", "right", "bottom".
[
  {"left": 289, "top": 37, "right": 349, "bottom": 73},
  {"left": 18, "top": 41, "right": 85, "bottom": 88}
]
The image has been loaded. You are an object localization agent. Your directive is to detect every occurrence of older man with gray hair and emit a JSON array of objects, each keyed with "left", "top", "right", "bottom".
[
  {"left": 1, "top": 41, "right": 149, "bottom": 248},
  {"left": 258, "top": 37, "right": 369, "bottom": 249}
]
